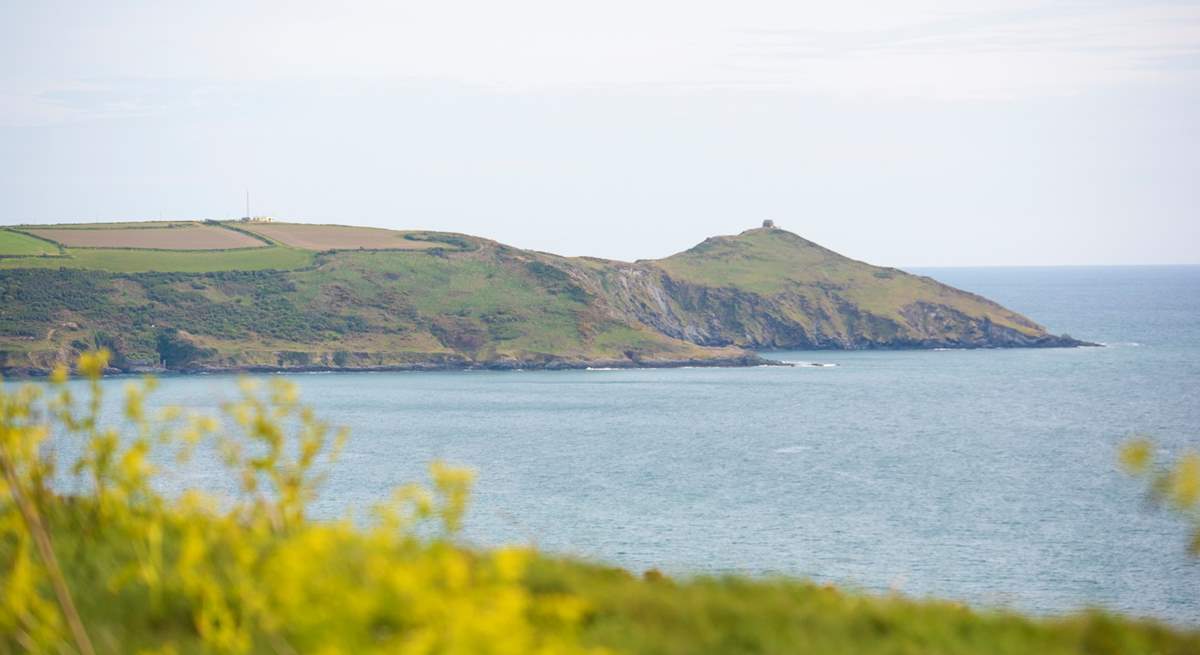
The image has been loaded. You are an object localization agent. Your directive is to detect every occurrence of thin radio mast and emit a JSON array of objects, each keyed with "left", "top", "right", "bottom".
[{"left": 245, "top": 189, "right": 250, "bottom": 219}]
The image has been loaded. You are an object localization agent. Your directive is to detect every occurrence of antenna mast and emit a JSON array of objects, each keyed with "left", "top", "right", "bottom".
[{"left": 245, "top": 189, "right": 250, "bottom": 219}]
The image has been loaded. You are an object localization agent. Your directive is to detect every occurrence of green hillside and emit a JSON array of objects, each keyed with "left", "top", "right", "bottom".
[{"left": 0, "top": 221, "right": 1085, "bottom": 374}]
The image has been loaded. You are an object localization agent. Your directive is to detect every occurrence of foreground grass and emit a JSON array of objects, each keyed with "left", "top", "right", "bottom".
[
  {"left": 24, "top": 512, "right": 1200, "bottom": 655},
  {"left": 21, "top": 515, "right": 1200, "bottom": 652},
  {"left": 2, "top": 354, "right": 1197, "bottom": 654},
  {"left": 532, "top": 559, "right": 1198, "bottom": 655}
]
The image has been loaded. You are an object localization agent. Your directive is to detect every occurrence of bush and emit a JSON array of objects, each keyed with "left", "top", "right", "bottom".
[{"left": 0, "top": 351, "right": 598, "bottom": 654}]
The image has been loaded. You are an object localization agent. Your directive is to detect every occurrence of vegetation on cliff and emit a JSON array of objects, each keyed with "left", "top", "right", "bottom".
[
  {"left": 1, "top": 355, "right": 1193, "bottom": 654},
  {"left": 0, "top": 221, "right": 1084, "bottom": 374}
]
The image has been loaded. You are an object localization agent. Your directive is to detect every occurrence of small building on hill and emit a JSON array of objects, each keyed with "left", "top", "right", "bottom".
[
  {"left": 240, "top": 216, "right": 274, "bottom": 223},
  {"left": 762, "top": 219, "right": 776, "bottom": 228}
]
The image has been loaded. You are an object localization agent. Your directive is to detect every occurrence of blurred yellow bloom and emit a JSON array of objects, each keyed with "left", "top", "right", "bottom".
[
  {"left": 0, "top": 352, "right": 602, "bottom": 654},
  {"left": 77, "top": 349, "right": 110, "bottom": 379},
  {"left": 1119, "top": 438, "right": 1152, "bottom": 474},
  {"left": 1168, "top": 453, "right": 1200, "bottom": 510},
  {"left": 1121, "top": 438, "right": 1200, "bottom": 558},
  {"left": 494, "top": 547, "right": 530, "bottom": 583}
]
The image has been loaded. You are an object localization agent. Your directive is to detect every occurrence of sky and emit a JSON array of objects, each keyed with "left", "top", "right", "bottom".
[{"left": 1, "top": 1, "right": 1197, "bottom": 266}]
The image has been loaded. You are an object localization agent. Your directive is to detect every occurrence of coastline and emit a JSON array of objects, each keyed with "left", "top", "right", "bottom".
[
  {"left": 0, "top": 352, "right": 781, "bottom": 378},
  {"left": 0, "top": 338, "right": 1098, "bottom": 378}
]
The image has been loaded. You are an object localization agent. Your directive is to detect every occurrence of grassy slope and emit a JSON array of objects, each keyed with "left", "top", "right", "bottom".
[
  {"left": 209, "top": 248, "right": 716, "bottom": 364},
  {"left": 652, "top": 228, "right": 1043, "bottom": 336},
  {"left": 0, "top": 240, "right": 727, "bottom": 369},
  {"left": 0, "top": 246, "right": 313, "bottom": 273}
]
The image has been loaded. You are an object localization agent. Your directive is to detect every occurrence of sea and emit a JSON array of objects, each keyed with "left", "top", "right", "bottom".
[{"left": 45, "top": 266, "right": 1200, "bottom": 625}]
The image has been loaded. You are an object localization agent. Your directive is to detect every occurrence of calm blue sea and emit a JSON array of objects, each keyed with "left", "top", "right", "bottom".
[{"left": 58, "top": 266, "right": 1200, "bottom": 624}]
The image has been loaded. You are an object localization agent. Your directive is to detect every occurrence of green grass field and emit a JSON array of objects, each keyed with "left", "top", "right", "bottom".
[
  {"left": 0, "top": 245, "right": 313, "bottom": 272},
  {"left": 0, "top": 229, "right": 59, "bottom": 256}
]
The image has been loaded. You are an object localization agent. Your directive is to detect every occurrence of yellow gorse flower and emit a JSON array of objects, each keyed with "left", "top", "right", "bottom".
[
  {"left": 0, "top": 352, "right": 605, "bottom": 655},
  {"left": 1168, "top": 453, "right": 1200, "bottom": 510},
  {"left": 1118, "top": 438, "right": 1153, "bottom": 474},
  {"left": 1121, "top": 436, "right": 1200, "bottom": 556}
]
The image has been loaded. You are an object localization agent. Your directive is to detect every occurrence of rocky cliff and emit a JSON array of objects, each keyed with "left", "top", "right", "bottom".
[{"left": 562, "top": 227, "right": 1082, "bottom": 351}]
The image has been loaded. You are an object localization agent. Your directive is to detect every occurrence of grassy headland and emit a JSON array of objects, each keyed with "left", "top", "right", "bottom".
[{"left": 0, "top": 220, "right": 1086, "bottom": 375}]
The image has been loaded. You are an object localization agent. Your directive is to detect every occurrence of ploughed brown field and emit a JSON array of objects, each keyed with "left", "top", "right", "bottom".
[
  {"left": 25, "top": 224, "right": 266, "bottom": 250},
  {"left": 241, "top": 223, "right": 442, "bottom": 250}
]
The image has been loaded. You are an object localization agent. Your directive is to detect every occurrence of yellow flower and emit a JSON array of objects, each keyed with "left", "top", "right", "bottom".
[
  {"left": 0, "top": 359, "right": 600, "bottom": 654},
  {"left": 493, "top": 547, "right": 530, "bottom": 583},
  {"left": 1168, "top": 452, "right": 1200, "bottom": 510},
  {"left": 1119, "top": 438, "right": 1153, "bottom": 474},
  {"left": 77, "top": 348, "right": 111, "bottom": 379}
]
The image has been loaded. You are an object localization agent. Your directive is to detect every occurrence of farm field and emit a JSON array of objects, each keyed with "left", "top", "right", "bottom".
[
  {"left": 241, "top": 222, "right": 446, "bottom": 250},
  {"left": 17, "top": 220, "right": 195, "bottom": 229},
  {"left": 24, "top": 223, "right": 266, "bottom": 250},
  {"left": 0, "top": 229, "right": 58, "bottom": 256},
  {"left": 0, "top": 245, "right": 312, "bottom": 273}
]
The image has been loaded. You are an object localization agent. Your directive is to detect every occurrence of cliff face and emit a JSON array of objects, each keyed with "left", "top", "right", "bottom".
[
  {"left": 0, "top": 225, "right": 1086, "bottom": 375},
  {"left": 566, "top": 228, "right": 1082, "bottom": 351},
  {"left": 579, "top": 266, "right": 1080, "bottom": 350}
]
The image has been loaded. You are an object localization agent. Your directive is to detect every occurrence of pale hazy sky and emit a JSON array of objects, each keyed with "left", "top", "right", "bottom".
[{"left": 2, "top": 1, "right": 1198, "bottom": 266}]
